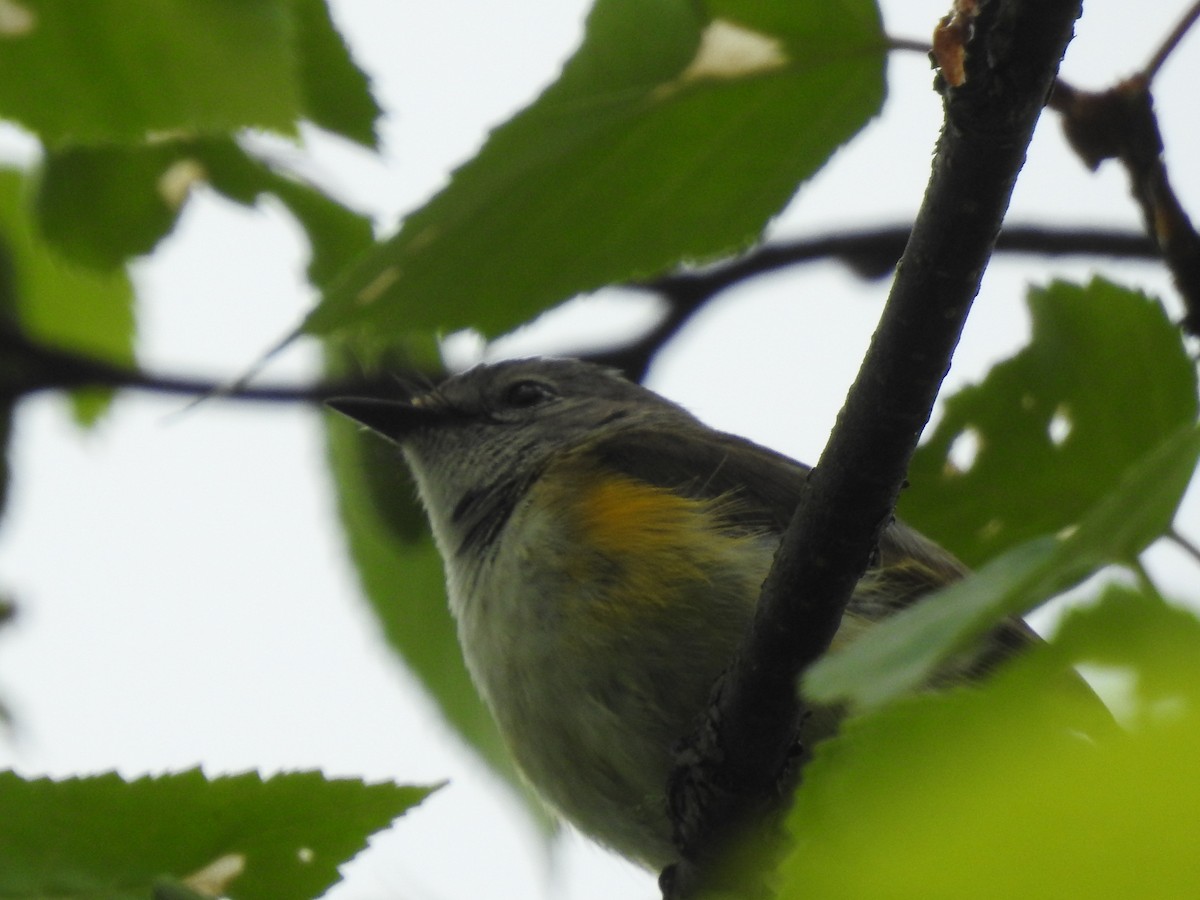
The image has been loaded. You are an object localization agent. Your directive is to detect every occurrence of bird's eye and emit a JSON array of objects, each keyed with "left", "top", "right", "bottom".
[{"left": 502, "top": 379, "right": 557, "bottom": 408}]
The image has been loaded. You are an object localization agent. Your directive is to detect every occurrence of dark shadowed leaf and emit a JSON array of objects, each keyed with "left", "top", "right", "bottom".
[
  {"left": 0, "top": 168, "right": 133, "bottom": 425},
  {"left": 302, "top": 0, "right": 885, "bottom": 344},
  {"left": 36, "top": 140, "right": 373, "bottom": 286},
  {"left": 0, "top": 769, "right": 435, "bottom": 900},
  {"left": 900, "top": 278, "right": 1197, "bottom": 567},
  {"left": 291, "top": 0, "right": 382, "bottom": 148}
]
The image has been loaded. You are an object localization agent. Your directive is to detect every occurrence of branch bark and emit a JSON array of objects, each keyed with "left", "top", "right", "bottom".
[
  {"left": 2, "top": 225, "right": 1150, "bottom": 405},
  {"left": 1052, "top": 77, "right": 1200, "bottom": 334},
  {"left": 601, "top": 225, "right": 1155, "bottom": 380},
  {"left": 661, "top": 1, "right": 1084, "bottom": 895}
]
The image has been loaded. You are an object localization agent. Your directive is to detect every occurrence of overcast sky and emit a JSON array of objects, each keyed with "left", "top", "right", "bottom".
[{"left": 1, "top": 3, "right": 1198, "bottom": 898}]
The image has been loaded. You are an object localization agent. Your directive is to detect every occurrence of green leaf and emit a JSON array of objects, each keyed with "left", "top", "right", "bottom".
[
  {"left": 0, "top": 769, "right": 436, "bottom": 900},
  {"left": 0, "top": 227, "right": 17, "bottom": 516},
  {"left": 35, "top": 144, "right": 193, "bottom": 270},
  {"left": 302, "top": 0, "right": 886, "bottom": 343},
  {"left": 779, "top": 587, "right": 1200, "bottom": 898},
  {"left": 323, "top": 378, "right": 551, "bottom": 831},
  {"left": 290, "top": 0, "right": 382, "bottom": 148},
  {"left": 262, "top": 171, "right": 376, "bottom": 289},
  {"left": 806, "top": 422, "right": 1200, "bottom": 710},
  {"left": 900, "top": 278, "right": 1198, "bottom": 567},
  {"left": 0, "top": 0, "right": 302, "bottom": 144},
  {"left": 0, "top": 167, "right": 134, "bottom": 425},
  {"left": 36, "top": 140, "right": 374, "bottom": 286}
]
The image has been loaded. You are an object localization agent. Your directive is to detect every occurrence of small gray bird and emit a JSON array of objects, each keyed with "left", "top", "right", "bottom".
[{"left": 329, "top": 357, "right": 1036, "bottom": 869}]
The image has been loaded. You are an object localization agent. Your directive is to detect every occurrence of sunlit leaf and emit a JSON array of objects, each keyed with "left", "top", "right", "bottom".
[{"left": 780, "top": 587, "right": 1200, "bottom": 898}]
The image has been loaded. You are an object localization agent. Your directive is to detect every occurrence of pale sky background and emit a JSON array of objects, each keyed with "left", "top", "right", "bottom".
[{"left": 1, "top": 2, "right": 1198, "bottom": 899}]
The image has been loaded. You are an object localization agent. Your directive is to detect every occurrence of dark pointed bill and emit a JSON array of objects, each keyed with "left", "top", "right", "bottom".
[{"left": 325, "top": 396, "right": 444, "bottom": 441}]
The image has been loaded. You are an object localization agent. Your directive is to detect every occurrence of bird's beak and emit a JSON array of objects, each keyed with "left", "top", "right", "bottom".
[{"left": 325, "top": 396, "right": 447, "bottom": 442}]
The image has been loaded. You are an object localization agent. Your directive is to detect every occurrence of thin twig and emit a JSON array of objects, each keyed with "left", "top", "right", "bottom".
[
  {"left": 0, "top": 329, "right": 405, "bottom": 405},
  {"left": 1167, "top": 526, "right": 1200, "bottom": 566},
  {"left": 1143, "top": 1, "right": 1200, "bottom": 81},
  {"left": 888, "top": 36, "right": 934, "bottom": 56}
]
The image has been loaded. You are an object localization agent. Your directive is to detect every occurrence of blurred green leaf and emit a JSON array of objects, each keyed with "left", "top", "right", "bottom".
[
  {"left": 807, "top": 421, "right": 1200, "bottom": 710},
  {"left": 291, "top": 0, "right": 382, "bottom": 148},
  {"left": 263, "top": 171, "right": 376, "bottom": 288},
  {"left": 36, "top": 143, "right": 192, "bottom": 270},
  {"left": 0, "top": 768, "right": 435, "bottom": 900},
  {"left": 901, "top": 278, "right": 1198, "bottom": 567},
  {"left": 781, "top": 586, "right": 1200, "bottom": 898},
  {"left": 303, "top": 0, "right": 885, "bottom": 343},
  {"left": 324, "top": 383, "right": 552, "bottom": 832},
  {"left": 0, "top": 167, "right": 133, "bottom": 425},
  {"left": 0, "top": 228, "right": 16, "bottom": 516},
  {"left": 36, "top": 139, "right": 374, "bottom": 286},
  {"left": 0, "top": 0, "right": 301, "bottom": 144}
]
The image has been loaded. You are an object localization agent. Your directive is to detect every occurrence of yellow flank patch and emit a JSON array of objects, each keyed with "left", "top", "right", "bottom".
[
  {"left": 578, "top": 476, "right": 707, "bottom": 554},
  {"left": 559, "top": 470, "right": 758, "bottom": 623}
]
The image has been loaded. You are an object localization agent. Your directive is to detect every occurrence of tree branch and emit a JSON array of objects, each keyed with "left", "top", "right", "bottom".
[
  {"left": 1143, "top": 1, "right": 1200, "bottom": 81},
  {"left": 1051, "top": 76, "right": 1200, "bottom": 334},
  {"left": 599, "top": 225, "right": 1154, "bottom": 382},
  {"left": 661, "top": 1, "right": 1083, "bottom": 895},
  {"left": 0, "top": 328, "right": 396, "bottom": 406},
  {"left": 2, "top": 224, "right": 1154, "bottom": 405},
  {"left": 1047, "top": 4, "right": 1200, "bottom": 333}
]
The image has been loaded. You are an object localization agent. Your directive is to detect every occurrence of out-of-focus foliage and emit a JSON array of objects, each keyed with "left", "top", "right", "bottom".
[
  {"left": 0, "top": 769, "right": 435, "bottom": 900},
  {"left": 4, "top": 0, "right": 1199, "bottom": 897},
  {"left": 782, "top": 587, "right": 1200, "bottom": 898},
  {"left": 303, "top": 0, "right": 888, "bottom": 347}
]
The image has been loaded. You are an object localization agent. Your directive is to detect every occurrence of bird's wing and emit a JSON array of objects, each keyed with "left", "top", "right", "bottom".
[
  {"left": 584, "top": 421, "right": 810, "bottom": 533},
  {"left": 584, "top": 420, "right": 1108, "bottom": 727},
  {"left": 585, "top": 421, "right": 967, "bottom": 601}
]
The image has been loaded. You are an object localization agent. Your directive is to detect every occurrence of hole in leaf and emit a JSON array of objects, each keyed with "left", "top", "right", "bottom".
[
  {"left": 1048, "top": 405, "right": 1073, "bottom": 446},
  {"left": 944, "top": 426, "right": 982, "bottom": 476},
  {"left": 183, "top": 852, "right": 246, "bottom": 896},
  {"left": 1075, "top": 663, "right": 1137, "bottom": 728}
]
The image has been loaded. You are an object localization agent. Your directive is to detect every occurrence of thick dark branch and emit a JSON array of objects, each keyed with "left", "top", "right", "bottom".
[{"left": 661, "top": 0, "right": 1083, "bottom": 896}]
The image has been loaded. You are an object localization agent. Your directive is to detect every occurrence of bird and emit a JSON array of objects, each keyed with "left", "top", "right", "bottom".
[{"left": 327, "top": 356, "right": 1038, "bottom": 870}]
